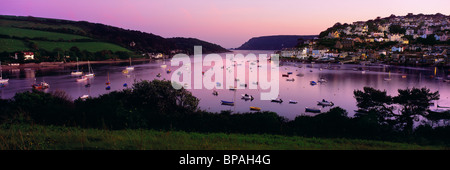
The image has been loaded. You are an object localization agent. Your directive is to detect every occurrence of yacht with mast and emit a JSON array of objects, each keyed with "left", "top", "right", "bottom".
[{"left": 71, "top": 57, "right": 83, "bottom": 76}]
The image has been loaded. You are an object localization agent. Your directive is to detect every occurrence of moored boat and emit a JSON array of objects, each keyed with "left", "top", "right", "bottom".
[
  {"left": 318, "top": 99, "right": 334, "bottom": 106},
  {"left": 305, "top": 107, "right": 321, "bottom": 113},
  {"left": 241, "top": 94, "right": 254, "bottom": 100},
  {"left": 80, "top": 95, "right": 89, "bottom": 100},
  {"left": 271, "top": 98, "right": 283, "bottom": 103},
  {"left": 250, "top": 106, "right": 261, "bottom": 111},
  {"left": 32, "top": 81, "right": 49, "bottom": 89},
  {"left": 289, "top": 100, "right": 298, "bottom": 104},
  {"left": 310, "top": 81, "right": 317, "bottom": 85},
  {"left": 221, "top": 100, "right": 234, "bottom": 106}
]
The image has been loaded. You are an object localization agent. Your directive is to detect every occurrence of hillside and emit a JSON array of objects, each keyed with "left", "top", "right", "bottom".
[
  {"left": 236, "top": 35, "right": 317, "bottom": 50},
  {"left": 0, "top": 124, "right": 442, "bottom": 150},
  {"left": 0, "top": 15, "right": 229, "bottom": 56}
]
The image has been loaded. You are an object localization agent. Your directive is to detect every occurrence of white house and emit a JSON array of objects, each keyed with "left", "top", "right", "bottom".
[
  {"left": 388, "top": 34, "right": 403, "bottom": 42},
  {"left": 312, "top": 49, "right": 329, "bottom": 58},
  {"left": 371, "top": 32, "right": 385, "bottom": 37},
  {"left": 15, "top": 52, "right": 34, "bottom": 60},
  {"left": 391, "top": 46, "right": 404, "bottom": 52}
]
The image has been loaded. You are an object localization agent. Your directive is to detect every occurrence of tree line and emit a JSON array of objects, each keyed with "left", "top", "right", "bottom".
[{"left": 0, "top": 80, "right": 449, "bottom": 146}]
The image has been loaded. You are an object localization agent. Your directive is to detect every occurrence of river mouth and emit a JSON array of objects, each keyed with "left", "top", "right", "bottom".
[{"left": 1, "top": 50, "right": 449, "bottom": 120}]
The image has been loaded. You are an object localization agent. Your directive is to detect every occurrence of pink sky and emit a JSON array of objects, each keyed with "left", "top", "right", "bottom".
[{"left": 1, "top": 0, "right": 449, "bottom": 48}]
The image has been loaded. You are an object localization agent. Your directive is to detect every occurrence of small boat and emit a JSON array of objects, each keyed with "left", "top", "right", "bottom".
[
  {"left": 85, "top": 61, "right": 95, "bottom": 77},
  {"left": 85, "top": 83, "right": 91, "bottom": 88},
  {"left": 239, "top": 83, "right": 248, "bottom": 87},
  {"left": 402, "top": 75, "right": 407, "bottom": 78},
  {"left": 221, "top": 100, "right": 234, "bottom": 106},
  {"left": 161, "top": 64, "right": 167, "bottom": 68},
  {"left": 71, "top": 58, "right": 83, "bottom": 76},
  {"left": 310, "top": 70, "right": 313, "bottom": 72},
  {"left": 122, "top": 69, "right": 129, "bottom": 74},
  {"left": 271, "top": 98, "right": 283, "bottom": 103},
  {"left": 76, "top": 76, "right": 88, "bottom": 82},
  {"left": 229, "top": 86, "right": 236, "bottom": 91},
  {"left": 32, "top": 81, "right": 49, "bottom": 89},
  {"left": 318, "top": 78, "right": 327, "bottom": 83},
  {"left": 286, "top": 78, "right": 295, "bottom": 81},
  {"left": 123, "top": 83, "right": 128, "bottom": 87},
  {"left": 282, "top": 74, "right": 289, "bottom": 77},
  {"left": 289, "top": 100, "right": 298, "bottom": 104},
  {"left": 126, "top": 57, "right": 134, "bottom": 70},
  {"left": 105, "top": 86, "right": 111, "bottom": 90},
  {"left": 241, "top": 94, "right": 254, "bottom": 100},
  {"left": 437, "top": 105, "right": 450, "bottom": 108},
  {"left": 156, "top": 73, "right": 161, "bottom": 77},
  {"left": 250, "top": 106, "right": 261, "bottom": 111},
  {"left": 310, "top": 81, "right": 317, "bottom": 85},
  {"left": 80, "top": 95, "right": 89, "bottom": 100},
  {"left": 318, "top": 99, "right": 334, "bottom": 106},
  {"left": 106, "top": 72, "right": 111, "bottom": 85},
  {"left": 287, "top": 72, "right": 293, "bottom": 75},
  {"left": 212, "top": 90, "right": 218, "bottom": 96},
  {"left": 305, "top": 107, "right": 321, "bottom": 113},
  {"left": 167, "top": 69, "right": 172, "bottom": 74},
  {"left": 296, "top": 73, "right": 304, "bottom": 77}
]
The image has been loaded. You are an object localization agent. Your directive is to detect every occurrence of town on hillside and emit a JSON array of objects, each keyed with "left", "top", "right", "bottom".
[{"left": 278, "top": 13, "right": 450, "bottom": 67}]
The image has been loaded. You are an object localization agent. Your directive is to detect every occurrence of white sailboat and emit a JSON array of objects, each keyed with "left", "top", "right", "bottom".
[
  {"left": 126, "top": 57, "right": 134, "bottom": 70},
  {"left": 71, "top": 57, "right": 83, "bottom": 75},
  {"left": 85, "top": 60, "right": 95, "bottom": 77},
  {"left": 0, "top": 61, "right": 9, "bottom": 84}
]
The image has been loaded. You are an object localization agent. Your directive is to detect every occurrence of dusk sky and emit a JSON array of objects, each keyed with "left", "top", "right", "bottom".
[{"left": 1, "top": 0, "right": 449, "bottom": 48}]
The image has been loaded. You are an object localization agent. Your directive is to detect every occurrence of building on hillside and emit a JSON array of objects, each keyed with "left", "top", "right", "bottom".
[
  {"left": 392, "top": 46, "right": 404, "bottom": 52},
  {"left": 406, "top": 29, "right": 415, "bottom": 35},
  {"left": 327, "top": 31, "right": 340, "bottom": 38},
  {"left": 371, "top": 32, "right": 385, "bottom": 37},
  {"left": 388, "top": 34, "right": 403, "bottom": 42},
  {"left": 15, "top": 52, "right": 34, "bottom": 60}
]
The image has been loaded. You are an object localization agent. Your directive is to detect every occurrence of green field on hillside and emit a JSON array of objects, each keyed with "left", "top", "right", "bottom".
[
  {"left": 0, "top": 38, "right": 131, "bottom": 53},
  {"left": 0, "top": 18, "right": 85, "bottom": 33},
  {"left": 0, "top": 26, "right": 90, "bottom": 40},
  {"left": 0, "top": 124, "right": 444, "bottom": 150},
  {"left": 31, "top": 40, "right": 131, "bottom": 52},
  {"left": 0, "top": 38, "right": 30, "bottom": 52}
]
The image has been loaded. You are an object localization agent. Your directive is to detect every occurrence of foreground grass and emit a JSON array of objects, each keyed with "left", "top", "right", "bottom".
[{"left": 0, "top": 124, "right": 445, "bottom": 150}]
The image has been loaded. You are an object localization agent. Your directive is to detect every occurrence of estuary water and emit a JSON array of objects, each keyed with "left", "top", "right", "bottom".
[{"left": 1, "top": 50, "right": 449, "bottom": 120}]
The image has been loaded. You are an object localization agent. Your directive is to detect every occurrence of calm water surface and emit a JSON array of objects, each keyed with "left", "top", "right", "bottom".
[{"left": 1, "top": 50, "right": 449, "bottom": 120}]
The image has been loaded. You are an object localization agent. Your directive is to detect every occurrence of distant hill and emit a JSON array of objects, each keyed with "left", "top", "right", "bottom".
[
  {"left": 236, "top": 35, "right": 318, "bottom": 50},
  {"left": 0, "top": 15, "right": 229, "bottom": 55}
]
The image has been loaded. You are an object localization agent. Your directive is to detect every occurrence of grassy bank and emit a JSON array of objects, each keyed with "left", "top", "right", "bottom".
[{"left": 0, "top": 124, "right": 444, "bottom": 150}]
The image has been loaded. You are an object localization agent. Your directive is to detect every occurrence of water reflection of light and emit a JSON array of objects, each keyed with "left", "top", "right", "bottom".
[{"left": 1, "top": 51, "right": 449, "bottom": 120}]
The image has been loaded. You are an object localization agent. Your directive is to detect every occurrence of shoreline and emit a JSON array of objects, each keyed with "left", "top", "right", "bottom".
[{"left": 1, "top": 58, "right": 155, "bottom": 71}]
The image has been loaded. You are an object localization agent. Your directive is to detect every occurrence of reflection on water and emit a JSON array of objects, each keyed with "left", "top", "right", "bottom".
[{"left": 1, "top": 50, "right": 449, "bottom": 120}]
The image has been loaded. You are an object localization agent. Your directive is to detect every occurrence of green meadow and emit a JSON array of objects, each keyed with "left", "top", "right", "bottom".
[
  {"left": 0, "top": 26, "right": 90, "bottom": 40},
  {"left": 31, "top": 40, "right": 131, "bottom": 52},
  {"left": 0, "top": 124, "right": 444, "bottom": 150}
]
